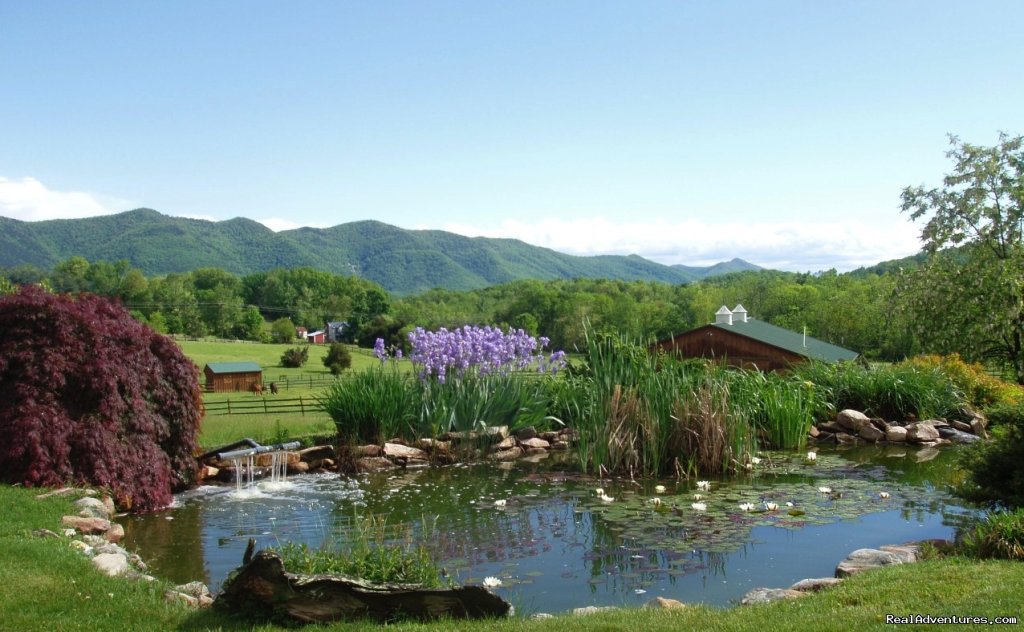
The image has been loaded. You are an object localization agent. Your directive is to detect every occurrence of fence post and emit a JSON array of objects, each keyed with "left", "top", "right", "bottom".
[
  {"left": 300, "top": 396, "right": 305, "bottom": 416},
  {"left": 263, "top": 397, "right": 268, "bottom": 414},
  {"left": 226, "top": 398, "right": 231, "bottom": 414}
]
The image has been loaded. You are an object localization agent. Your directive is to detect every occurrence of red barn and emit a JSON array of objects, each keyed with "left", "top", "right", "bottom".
[{"left": 306, "top": 330, "right": 326, "bottom": 344}]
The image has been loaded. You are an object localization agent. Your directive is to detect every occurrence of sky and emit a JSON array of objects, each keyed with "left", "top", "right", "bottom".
[{"left": 1, "top": 1, "right": 1022, "bottom": 272}]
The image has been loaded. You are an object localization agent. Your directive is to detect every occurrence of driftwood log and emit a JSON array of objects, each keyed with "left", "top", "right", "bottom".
[{"left": 215, "top": 543, "right": 512, "bottom": 623}]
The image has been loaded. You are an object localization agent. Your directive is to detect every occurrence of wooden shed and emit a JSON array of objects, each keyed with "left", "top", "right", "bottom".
[
  {"left": 203, "top": 361, "right": 263, "bottom": 392},
  {"left": 650, "top": 304, "right": 858, "bottom": 371}
]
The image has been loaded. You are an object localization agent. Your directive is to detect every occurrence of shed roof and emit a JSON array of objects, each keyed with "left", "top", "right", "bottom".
[
  {"left": 712, "top": 319, "right": 858, "bottom": 363},
  {"left": 204, "top": 361, "right": 262, "bottom": 374}
]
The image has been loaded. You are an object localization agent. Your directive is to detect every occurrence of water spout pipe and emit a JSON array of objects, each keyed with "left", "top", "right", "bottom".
[{"left": 217, "top": 440, "right": 301, "bottom": 461}]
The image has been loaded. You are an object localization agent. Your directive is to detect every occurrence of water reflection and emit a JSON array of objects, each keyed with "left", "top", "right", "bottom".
[{"left": 121, "top": 446, "right": 975, "bottom": 614}]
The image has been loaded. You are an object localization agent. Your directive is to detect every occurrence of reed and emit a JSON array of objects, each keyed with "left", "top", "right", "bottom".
[{"left": 317, "top": 366, "right": 418, "bottom": 443}]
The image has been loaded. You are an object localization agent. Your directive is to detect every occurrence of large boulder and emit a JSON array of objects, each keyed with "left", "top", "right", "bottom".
[
  {"left": 885, "top": 426, "right": 908, "bottom": 442},
  {"left": 740, "top": 588, "right": 807, "bottom": 605},
  {"left": 835, "top": 548, "right": 905, "bottom": 577},
  {"left": 836, "top": 410, "right": 871, "bottom": 433},
  {"left": 859, "top": 424, "right": 885, "bottom": 442},
  {"left": 383, "top": 443, "right": 428, "bottom": 461},
  {"left": 936, "top": 426, "right": 981, "bottom": 444},
  {"left": 905, "top": 422, "right": 940, "bottom": 443}
]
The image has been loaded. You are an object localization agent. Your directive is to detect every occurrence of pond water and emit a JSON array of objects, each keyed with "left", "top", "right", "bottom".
[{"left": 122, "top": 444, "right": 975, "bottom": 615}]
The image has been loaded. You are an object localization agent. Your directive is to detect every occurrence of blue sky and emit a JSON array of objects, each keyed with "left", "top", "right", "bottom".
[{"left": 1, "top": 1, "right": 1021, "bottom": 271}]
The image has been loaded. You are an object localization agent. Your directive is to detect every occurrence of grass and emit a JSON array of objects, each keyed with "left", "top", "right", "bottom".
[{"left": 4, "top": 484, "right": 1024, "bottom": 631}]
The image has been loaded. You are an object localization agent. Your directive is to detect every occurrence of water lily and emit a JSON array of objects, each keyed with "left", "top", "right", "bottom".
[
  {"left": 738, "top": 502, "right": 755, "bottom": 512},
  {"left": 764, "top": 502, "right": 779, "bottom": 511},
  {"left": 879, "top": 491, "right": 891, "bottom": 499},
  {"left": 751, "top": 456, "right": 762, "bottom": 465},
  {"left": 600, "top": 494, "right": 615, "bottom": 502},
  {"left": 691, "top": 502, "right": 707, "bottom": 511},
  {"left": 693, "top": 493, "right": 704, "bottom": 501},
  {"left": 786, "top": 501, "right": 794, "bottom": 507},
  {"left": 696, "top": 481, "right": 711, "bottom": 491},
  {"left": 482, "top": 576, "right": 502, "bottom": 588},
  {"left": 493, "top": 499, "right": 507, "bottom": 507},
  {"left": 649, "top": 497, "right": 662, "bottom": 506},
  {"left": 595, "top": 487, "right": 605, "bottom": 496},
  {"left": 818, "top": 486, "right": 832, "bottom": 494},
  {"left": 807, "top": 451, "right": 817, "bottom": 461},
  {"left": 654, "top": 484, "right": 667, "bottom": 494}
]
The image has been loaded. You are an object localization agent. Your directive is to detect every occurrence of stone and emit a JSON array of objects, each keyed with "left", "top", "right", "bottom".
[
  {"left": 879, "top": 543, "right": 920, "bottom": 563},
  {"left": 550, "top": 441, "right": 570, "bottom": 451},
  {"left": 299, "top": 445, "right": 337, "bottom": 461},
  {"left": 164, "top": 590, "right": 200, "bottom": 607},
  {"left": 174, "top": 581, "right": 213, "bottom": 606},
  {"left": 524, "top": 447, "right": 547, "bottom": 456},
  {"left": 936, "top": 426, "right": 981, "bottom": 444},
  {"left": 808, "top": 425, "right": 820, "bottom": 438},
  {"left": 519, "top": 437, "right": 551, "bottom": 450},
  {"left": 197, "top": 465, "right": 220, "bottom": 481},
  {"left": 92, "top": 552, "right": 129, "bottom": 577},
  {"left": 489, "top": 447, "right": 524, "bottom": 462},
  {"left": 355, "top": 457, "right": 397, "bottom": 472},
  {"left": 869, "top": 417, "right": 890, "bottom": 431},
  {"left": 817, "top": 421, "right": 845, "bottom": 434},
  {"left": 69, "top": 540, "right": 93, "bottom": 555},
  {"left": 858, "top": 424, "right": 885, "bottom": 442},
  {"left": 572, "top": 606, "right": 618, "bottom": 616},
  {"left": 74, "top": 497, "right": 112, "bottom": 520},
  {"left": 835, "top": 548, "right": 905, "bottom": 577},
  {"left": 353, "top": 444, "right": 382, "bottom": 457},
  {"left": 531, "top": 613, "right": 554, "bottom": 619},
  {"left": 970, "top": 417, "right": 989, "bottom": 439},
  {"left": 949, "top": 419, "right": 974, "bottom": 433},
  {"left": 905, "top": 422, "right": 940, "bottom": 443},
  {"left": 836, "top": 409, "right": 871, "bottom": 433},
  {"left": 885, "top": 426, "right": 908, "bottom": 442},
  {"left": 539, "top": 431, "right": 560, "bottom": 442},
  {"left": 789, "top": 577, "right": 843, "bottom": 592},
  {"left": 514, "top": 426, "right": 537, "bottom": 441},
  {"left": 32, "top": 528, "right": 60, "bottom": 539},
  {"left": 288, "top": 461, "right": 310, "bottom": 474},
  {"left": 740, "top": 588, "right": 807, "bottom": 605},
  {"left": 36, "top": 487, "right": 90, "bottom": 499},
  {"left": 101, "top": 496, "right": 116, "bottom": 516},
  {"left": 645, "top": 596, "right": 686, "bottom": 609},
  {"left": 493, "top": 436, "right": 517, "bottom": 451},
  {"left": 255, "top": 451, "right": 300, "bottom": 467},
  {"left": 835, "top": 432, "right": 858, "bottom": 445},
  {"left": 104, "top": 523, "right": 125, "bottom": 544},
  {"left": 383, "top": 442, "right": 428, "bottom": 460},
  {"left": 61, "top": 515, "right": 111, "bottom": 534},
  {"left": 814, "top": 431, "right": 835, "bottom": 443}
]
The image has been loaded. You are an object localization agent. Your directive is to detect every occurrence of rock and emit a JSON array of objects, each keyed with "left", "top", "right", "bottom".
[
  {"left": 69, "top": 540, "right": 93, "bottom": 555},
  {"left": 255, "top": 451, "right": 300, "bottom": 467},
  {"left": 173, "top": 581, "right": 213, "bottom": 606},
  {"left": 814, "top": 431, "right": 835, "bottom": 443},
  {"left": 32, "top": 528, "right": 60, "bottom": 539},
  {"left": 489, "top": 447, "right": 524, "bottom": 462},
  {"left": 74, "top": 497, "right": 113, "bottom": 520},
  {"left": 92, "top": 552, "right": 129, "bottom": 577},
  {"left": 835, "top": 548, "right": 905, "bottom": 577},
  {"left": 836, "top": 410, "right": 871, "bottom": 433},
  {"left": 104, "top": 523, "right": 125, "bottom": 544},
  {"left": 886, "top": 426, "right": 908, "bottom": 442},
  {"left": 164, "top": 590, "right": 200, "bottom": 607},
  {"left": 835, "top": 432, "right": 858, "bottom": 445},
  {"left": 740, "top": 588, "right": 807, "bottom": 605},
  {"left": 288, "top": 461, "right": 310, "bottom": 474},
  {"left": 937, "top": 426, "right": 981, "bottom": 444},
  {"left": 383, "top": 443, "right": 428, "bottom": 460},
  {"left": 492, "top": 436, "right": 517, "bottom": 451},
  {"left": 524, "top": 447, "right": 548, "bottom": 456},
  {"left": 519, "top": 437, "right": 551, "bottom": 450},
  {"left": 61, "top": 515, "right": 111, "bottom": 534},
  {"left": 645, "top": 597, "right": 686, "bottom": 609},
  {"left": 299, "top": 445, "right": 337, "bottom": 461},
  {"left": 550, "top": 441, "right": 570, "bottom": 451},
  {"left": 817, "top": 421, "right": 845, "bottom": 433},
  {"left": 905, "top": 422, "right": 940, "bottom": 443},
  {"left": 914, "top": 447, "right": 941, "bottom": 463},
  {"left": 353, "top": 445, "right": 382, "bottom": 457},
  {"left": 36, "top": 487, "right": 91, "bottom": 499},
  {"left": 879, "top": 543, "right": 919, "bottom": 563},
  {"left": 531, "top": 613, "right": 554, "bottom": 619},
  {"left": 970, "top": 417, "right": 989, "bottom": 439},
  {"left": 82, "top": 535, "right": 107, "bottom": 547},
  {"left": 869, "top": 417, "right": 890, "bottom": 431},
  {"left": 949, "top": 419, "right": 974, "bottom": 433},
  {"left": 514, "top": 426, "right": 537, "bottom": 441},
  {"left": 808, "top": 425, "right": 820, "bottom": 438},
  {"left": 789, "top": 577, "right": 843, "bottom": 592},
  {"left": 859, "top": 424, "right": 885, "bottom": 442},
  {"left": 539, "top": 431, "right": 560, "bottom": 442},
  {"left": 925, "top": 418, "right": 949, "bottom": 427},
  {"left": 197, "top": 465, "right": 220, "bottom": 481},
  {"left": 572, "top": 606, "right": 618, "bottom": 616},
  {"left": 355, "top": 457, "right": 397, "bottom": 473},
  {"left": 521, "top": 451, "right": 549, "bottom": 463}
]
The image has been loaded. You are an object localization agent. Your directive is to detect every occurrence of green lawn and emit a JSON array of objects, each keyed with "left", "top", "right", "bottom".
[{"left": 3, "top": 484, "right": 1023, "bottom": 631}]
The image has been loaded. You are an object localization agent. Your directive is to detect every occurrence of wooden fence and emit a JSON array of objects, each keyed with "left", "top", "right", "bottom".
[{"left": 204, "top": 396, "right": 316, "bottom": 417}]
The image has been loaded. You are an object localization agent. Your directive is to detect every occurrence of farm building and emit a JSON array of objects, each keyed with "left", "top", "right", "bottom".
[
  {"left": 327, "top": 321, "right": 348, "bottom": 342},
  {"left": 650, "top": 304, "right": 858, "bottom": 371},
  {"left": 203, "top": 361, "right": 263, "bottom": 392},
  {"left": 306, "top": 330, "right": 326, "bottom": 344}
]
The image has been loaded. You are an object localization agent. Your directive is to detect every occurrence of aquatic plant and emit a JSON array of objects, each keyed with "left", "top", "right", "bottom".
[
  {"left": 317, "top": 365, "right": 418, "bottom": 444},
  {"left": 957, "top": 509, "right": 1024, "bottom": 561}
]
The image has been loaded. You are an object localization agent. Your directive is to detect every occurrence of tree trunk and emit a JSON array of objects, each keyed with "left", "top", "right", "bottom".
[{"left": 215, "top": 549, "right": 512, "bottom": 624}]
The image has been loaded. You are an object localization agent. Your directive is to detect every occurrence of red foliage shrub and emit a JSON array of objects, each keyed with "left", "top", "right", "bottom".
[{"left": 0, "top": 285, "right": 203, "bottom": 511}]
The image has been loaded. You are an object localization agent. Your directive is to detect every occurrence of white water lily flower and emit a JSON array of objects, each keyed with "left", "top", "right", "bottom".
[
  {"left": 818, "top": 486, "right": 832, "bottom": 494},
  {"left": 738, "top": 502, "right": 755, "bottom": 512},
  {"left": 482, "top": 576, "right": 502, "bottom": 588},
  {"left": 743, "top": 462, "right": 753, "bottom": 471},
  {"left": 595, "top": 488, "right": 605, "bottom": 496},
  {"left": 696, "top": 481, "right": 711, "bottom": 491},
  {"left": 807, "top": 451, "right": 817, "bottom": 461},
  {"left": 691, "top": 502, "right": 707, "bottom": 511},
  {"left": 693, "top": 493, "right": 704, "bottom": 501},
  {"left": 649, "top": 497, "right": 662, "bottom": 506},
  {"left": 879, "top": 491, "right": 891, "bottom": 499},
  {"left": 654, "top": 484, "right": 667, "bottom": 494},
  {"left": 751, "top": 457, "right": 762, "bottom": 465},
  {"left": 600, "top": 494, "right": 615, "bottom": 502},
  {"left": 493, "top": 499, "right": 507, "bottom": 507},
  {"left": 764, "top": 502, "right": 778, "bottom": 511},
  {"left": 786, "top": 501, "right": 794, "bottom": 507}
]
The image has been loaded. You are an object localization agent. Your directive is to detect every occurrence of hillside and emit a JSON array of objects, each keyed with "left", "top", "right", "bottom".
[{"left": 0, "top": 209, "right": 762, "bottom": 294}]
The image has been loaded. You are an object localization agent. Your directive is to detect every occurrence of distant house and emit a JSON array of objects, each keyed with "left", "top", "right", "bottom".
[
  {"left": 203, "top": 361, "right": 263, "bottom": 392},
  {"left": 306, "top": 330, "right": 326, "bottom": 344},
  {"left": 295, "top": 326, "right": 308, "bottom": 339},
  {"left": 650, "top": 304, "right": 858, "bottom": 371},
  {"left": 326, "top": 321, "right": 348, "bottom": 342}
]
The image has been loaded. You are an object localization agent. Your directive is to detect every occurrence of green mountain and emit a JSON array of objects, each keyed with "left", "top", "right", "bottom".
[{"left": 0, "top": 209, "right": 762, "bottom": 294}]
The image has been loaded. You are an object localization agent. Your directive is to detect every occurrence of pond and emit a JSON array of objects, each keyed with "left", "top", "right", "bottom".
[{"left": 122, "top": 444, "right": 975, "bottom": 615}]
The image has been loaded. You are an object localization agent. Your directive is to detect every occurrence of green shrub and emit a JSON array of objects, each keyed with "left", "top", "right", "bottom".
[
  {"left": 318, "top": 366, "right": 418, "bottom": 443},
  {"left": 279, "top": 346, "right": 309, "bottom": 368},
  {"left": 904, "top": 354, "right": 1023, "bottom": 408},
  {"left": 957, "top": 509, "right": 1024, "bottom": 560},
  {"left": 322, "top": 343, "right": 352, "bottom": 375},
  {"left": 957, "top": 412, "right": 1024, "bottom": 508},
  {"left": 982, "top": 402, "right": 1024, "bottom": 428}
]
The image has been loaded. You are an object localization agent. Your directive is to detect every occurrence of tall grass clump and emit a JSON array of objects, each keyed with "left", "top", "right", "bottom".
[
  {"left": 792, "top": 361, "right": 962, "bottom": 421},
  {"left": 903, "top": 354, "right": 1024, "bottom": 409},
  {"left": 669, "top": 373, "right": 755, "bottom": 478},
  {"left": 728, "top": 371, "right": 821, "bottom": 450},
  {"left": 956, "top": 509, "right": 1024, "bottom": 561},
  {"left": 417, "top": 372, "right": 555, "bottom": 438},
  {"left": 317, "top": 365, "right": 418, "bottom": 444}
]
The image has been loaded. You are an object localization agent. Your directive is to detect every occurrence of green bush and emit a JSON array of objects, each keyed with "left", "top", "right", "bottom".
[
  {"left": 982, "top": 402, "right": 1024, "bottom": 428},
  {"left": 318, "top": 366, "right": 418, "bottom": 443},
  {"left": 957, "top": 509, "right": 1024, "bottom": 560},
  {"left": 957, "top": 411, "right": 1024, "bottom": 508},
  {"left": 279, "top": 346, "right": 308, "bottom": 368},
  {"left": 322, "top": 343, "right": 352, "bottom": 375}
]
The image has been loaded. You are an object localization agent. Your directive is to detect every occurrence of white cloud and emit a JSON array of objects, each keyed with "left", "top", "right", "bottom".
[
  {"left": 0, "top": 176, "right": 132, "bottom": 221},
  {"left": 439, "top": 216, "right": 924, "bottom": 272},
  {"left": 254, "top": 217, "right": 332, "bottom": 232}
]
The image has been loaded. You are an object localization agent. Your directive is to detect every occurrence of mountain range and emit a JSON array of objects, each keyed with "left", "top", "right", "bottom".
[{"left": 0, "top": 209, "right": 762, "bottom": 294}]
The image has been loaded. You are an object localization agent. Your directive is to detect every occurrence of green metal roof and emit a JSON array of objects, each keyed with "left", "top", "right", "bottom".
[
  {"left": 713, "top": 319, "right": 858, "bottom": 363},
  {"left": 204, "top": 361, "right": 262, "bottom": 374}
]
